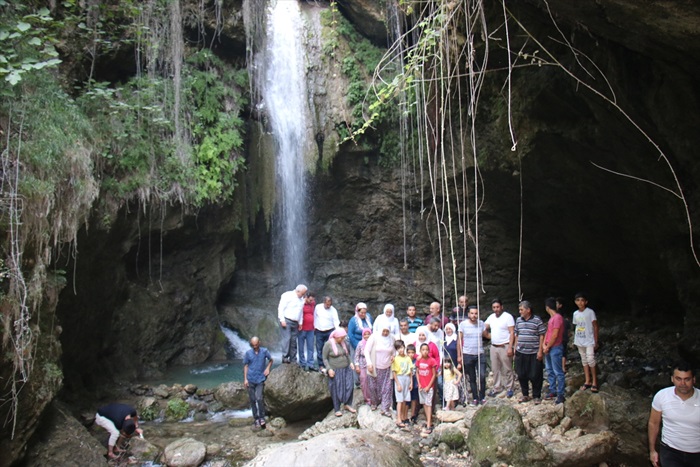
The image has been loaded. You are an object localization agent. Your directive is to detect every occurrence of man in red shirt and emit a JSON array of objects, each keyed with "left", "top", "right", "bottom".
[
  {"left": 543, "top": 297, "right": 566, "bottom": 404},
  {"left": 298, "top": 292, "right": 316, "bottom": 371}
]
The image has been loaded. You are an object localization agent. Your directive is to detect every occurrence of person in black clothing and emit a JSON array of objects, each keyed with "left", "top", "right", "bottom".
[{"left": 95, "top": 403, "right": 143, "bottom": 459}]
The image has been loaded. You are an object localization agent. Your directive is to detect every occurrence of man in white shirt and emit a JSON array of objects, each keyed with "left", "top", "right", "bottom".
[
  {"left": 483, "top": 298, "right": 516, "bottom": 398},
  {"left": 314, "top": 296, "right": 340, "bottom": 370},
  {"left": 277, "top": 284, "right": 307, "bottom": 364},
  {"left": 648, "top": 363, "right": 700, "bottom": 467},
  {"left": 398, "top": 318, "right": 414, "bottom": 346}
]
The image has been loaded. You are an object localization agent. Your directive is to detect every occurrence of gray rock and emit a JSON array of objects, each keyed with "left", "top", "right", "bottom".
[
  {"left": 299, "top": 410, "right": 358, "bottom": 440},
  {"left": 466, "top": 401, "right": 549, "bottom": 467},
  {"left": 565, "top": 390, "right": 609, "bottom": 432},
  {"left": 546, "top": 430, "right": 618, "bottom": 467},
  {"left": 269, "top": 417, "right": 286, "bottom": 428},
  {"left": 435, "top": 409, "right": 466, "bottom": 423},
  {"left": 523, "top": 401, "right": 564, "bottom": 427},
  {"left": 245, "top": 428, "right": 420, "bottom": 467},
  {"left": 214, "top": 382, "right": 249, "bottom": 410},
  {"left": 356, "top": 404, "right": 396, "bottom": 433},
  {"left": 162, "top": 437, "right": 206, "bottom": 467},
  {"left": 264, "top": 364, "right": 332, "bottom": 421},
  {"left": 432, "top": 424, "right": 465, "bottom": 449}
]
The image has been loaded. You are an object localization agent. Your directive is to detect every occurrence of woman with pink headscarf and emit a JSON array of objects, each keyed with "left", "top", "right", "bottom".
[{"left": 322, "top": 328, "right": 357, "bottom": 416}]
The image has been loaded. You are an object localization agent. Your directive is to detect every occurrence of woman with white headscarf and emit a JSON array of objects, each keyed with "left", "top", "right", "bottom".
[
  {"left": 372, "top": 304, "right": 400, "bottom": 340},
  {"left": 348, "top": 302, "right": 372, "bottom": 350},
  {"left": 364, "top": 323, "right": 396, "bottom": 416}
]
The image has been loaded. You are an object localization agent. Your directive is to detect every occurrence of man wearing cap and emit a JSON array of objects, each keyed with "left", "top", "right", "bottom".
[
  {"left": 277, "top": 284, "right": 307, "bottom": 364},
  {"left": 95, "top": 402, "right": 143, "bottom": 459}
]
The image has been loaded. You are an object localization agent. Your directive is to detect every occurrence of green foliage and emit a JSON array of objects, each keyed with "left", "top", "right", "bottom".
[
  {"left": 140, "top": 404, "right": 160, "bottom": 421},
  {"left": 0, "top": 1, "right": 61, "bottom": 88},
  {"left": 165, "top": 398, "right": 190, "bottom": 421},
  {"left": 322, "top": 2, "right": 401, "bottom": 165}
]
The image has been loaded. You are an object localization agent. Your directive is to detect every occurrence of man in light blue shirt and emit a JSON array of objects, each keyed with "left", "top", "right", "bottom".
[{"left": 243, "top": 336, "right": 273, "bottom": 430}]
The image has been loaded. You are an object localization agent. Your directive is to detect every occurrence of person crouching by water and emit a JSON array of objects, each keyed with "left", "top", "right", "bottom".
[
  {"left": 243, "top": 336, "right": 273, "bottom": 430},
  {"left": 95, "top": 403, "right": 143, "bottom": 459},
  {"left": 323, "top": 328, "right": 357, "bottom": 416}
]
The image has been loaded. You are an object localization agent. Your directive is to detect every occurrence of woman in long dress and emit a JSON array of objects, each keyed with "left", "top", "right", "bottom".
[
  {"left": 364, "top": 324, "right": 396, "bottom": 416},
  {"left": 322, "top": 328, "right": 357, "bottom": 416}
]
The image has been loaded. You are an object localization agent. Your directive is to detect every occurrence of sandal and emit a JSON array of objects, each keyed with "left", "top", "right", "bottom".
[
  {"left": 396, "top": 422, "right": 406, "bottom": 428},
  {"left": 580, "top": 384, "right": 592, "bottom": 391},
  {"left": 335, "top": 411, "right": 343, "bottom": 417},
  {"left": 345, "top": 405, "right": 357, "bottom": 413},
  {"left": 518, "top": 396, "right": 531, "bottom": 403},
  {"left": 423, "top": 426, "right": 433, "bottom": 434},
  {"left": 590, "top": 385, "right": 599, "bottom": 393},
  {"left": 380, "top": 411, "right": 392, "bottom": 418}
]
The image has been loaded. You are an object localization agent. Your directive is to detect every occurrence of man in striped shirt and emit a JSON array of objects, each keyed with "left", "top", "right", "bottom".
[
  {"left": 406, "top": 305, "right": 423, "bottom": 333},
  {"left": 513, "top": 300, "right": 546, "bottom": 404}
]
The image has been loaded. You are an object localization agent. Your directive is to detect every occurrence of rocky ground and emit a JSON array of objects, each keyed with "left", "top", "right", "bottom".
[{"left": 24, "top": 319, "right": 684, "bottom": 466}]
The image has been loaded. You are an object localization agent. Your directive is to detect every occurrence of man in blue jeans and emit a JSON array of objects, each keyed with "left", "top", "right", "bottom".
[
  {"left": 543, "top": 298, "right": 566, "bottom": 404},
  {"left": 243, "top": 336, "right": 273, "bottom": 430},
  {"left": 458, "top": 306, "right": 487, "bottom": 405}
]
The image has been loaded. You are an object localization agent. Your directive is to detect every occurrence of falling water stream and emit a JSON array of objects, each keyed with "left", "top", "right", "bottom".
[{"left": 262, "top": 0, "right": 309, "bottom": 285}]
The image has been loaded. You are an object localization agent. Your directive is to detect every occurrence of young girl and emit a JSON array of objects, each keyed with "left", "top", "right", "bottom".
[
  {"left": 442, "top": 360, "right": 462, "bottom": 410},
  {"left": 354, "top": 328, "right": 372, "bottom": 405}
]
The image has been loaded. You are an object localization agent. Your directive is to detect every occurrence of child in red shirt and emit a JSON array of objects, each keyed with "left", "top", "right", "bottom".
[{"left": 415, "top": 343, "right": 438, "bottom": 433}]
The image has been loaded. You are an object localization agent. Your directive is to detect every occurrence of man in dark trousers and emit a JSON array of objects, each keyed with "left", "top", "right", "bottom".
[
  {"left": 243, "top": 336, "right": 273, "bottom": 430},
  {"left": 95, "top": 402, "right": 143, "bottom": 459}
]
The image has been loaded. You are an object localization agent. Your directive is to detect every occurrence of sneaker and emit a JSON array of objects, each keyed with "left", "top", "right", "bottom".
[
  {"left": 252, "top": 419, "right": 261, "bottom": 432},
  {"left": 470, "top": 399, "right": 479, "bottom": 407},
  {"left": 555, "top": 395, "right": 565, "bottom": 405},
  {"left": 487, "top": 389, "right": 501, "bottom": 398},
  {"left": 506, "top": 390, "right": 514, "bottom": 398},
  {"left": 259, "top": 418, "right": 266, "bottom": 429},
  {"left": 533, "top": 397, "right": 542, "bottom": 405},
  {"left": 480, "top": 399, "right": 487, "bottom": 405},
  {"left": 544, "top": 392, "right": 556, "bottom": 401}
]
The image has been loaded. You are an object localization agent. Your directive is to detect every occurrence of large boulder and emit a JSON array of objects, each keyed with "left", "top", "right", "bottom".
[
  {"left": 264, "top": 364, "right": 332, "bottom": 421},
  {"left": 162, "top": 438, "right": 206, "bottom": 467},
  {"left": 600, "top": 385, "right": 650, "bottom": 464},
  {"left": 466, "top": 401, "right": 549, "bottom": 467},
  {"left": 335, "top": 0, "right": 387, "bottom": 45},
  {"left": 546, "top": 431, "right": 618, "bottom": 467},
  {"left": 214, "top": 382, "right": 249, "bottom": 409},
  {"left": 22, "top": 401, "right": 107, "bottom": 467},
  {"left": 245, "top": 428, "right": 421, "bottom": 467}
]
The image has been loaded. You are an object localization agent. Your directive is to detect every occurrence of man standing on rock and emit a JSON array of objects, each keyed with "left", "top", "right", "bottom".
[
  {"left": 314, "top": 296, "right": 340, "bottom": 371},
  {"left": 648, "top": 363, "right": 700, "bottom": 467},
  {"left": 243, "top": 336, "right": 273, "bottom": 430},
  {"left": 513, "top": 300, "right": 546, "bottom": 404},
  {"left": 458, "top": 306, "right": 487, "bottom": 405},
  {"left": 483, "top": 298, "right": 516, "bottom": 398},
  {"left": 277, "top": 284, "right": 307, "bottom": 364},
  {"left": 542, "top": 298, "right": 566, "bottom": 404}
]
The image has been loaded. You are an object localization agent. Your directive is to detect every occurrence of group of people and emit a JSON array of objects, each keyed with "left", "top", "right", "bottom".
[{"left": 271, "top": 286, "right": 607, "bottom": 433}]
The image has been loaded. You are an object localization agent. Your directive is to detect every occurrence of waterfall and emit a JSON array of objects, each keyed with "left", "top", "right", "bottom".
[{"left": 258, "top": 0, "right": 309, "bottom": 284}]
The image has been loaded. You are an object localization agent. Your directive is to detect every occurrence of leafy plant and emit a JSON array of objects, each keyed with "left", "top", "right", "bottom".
[{"left": 165, "top": 398, "right": 190, "bottom": 421}]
